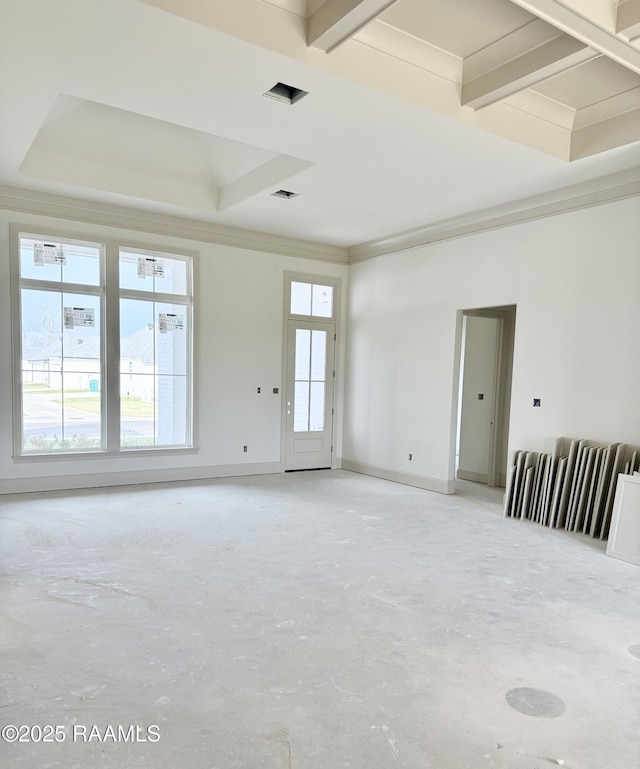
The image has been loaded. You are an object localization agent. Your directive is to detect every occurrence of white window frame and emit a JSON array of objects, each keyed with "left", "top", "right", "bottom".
[{"left": 10, "top": 224, "right": 196, "bottom": 459}]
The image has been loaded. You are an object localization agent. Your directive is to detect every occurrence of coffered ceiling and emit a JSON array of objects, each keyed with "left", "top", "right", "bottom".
[
  {"left": 1, "top": 0, "right": 639, "bottom": 255},
  {"left": 159, "top": 0, "right": 640, "bottom": 160}
]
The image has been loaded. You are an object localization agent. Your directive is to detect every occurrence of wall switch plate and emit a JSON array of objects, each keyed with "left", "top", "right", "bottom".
[
  {"left": 243, "top": 445, "right": 248, "bottom": 452},
  {"left": 273, "top": 387, "right": 279, "bottom": 394},
  {"left": 533, "top": 398, "right": 541, "bottom": 407},
  {"left": 478, "top": 393, "right": 484, "bottom": 400}
]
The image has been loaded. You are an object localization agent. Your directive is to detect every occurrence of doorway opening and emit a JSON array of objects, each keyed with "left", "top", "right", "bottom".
[{"left": 455, "top": 305, "right": 516, "bottom": 489}]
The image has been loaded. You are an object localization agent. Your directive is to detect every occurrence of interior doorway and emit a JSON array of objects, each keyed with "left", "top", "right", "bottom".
[{"left": 456, "top": 305, "right": 516, "bottom": 488}]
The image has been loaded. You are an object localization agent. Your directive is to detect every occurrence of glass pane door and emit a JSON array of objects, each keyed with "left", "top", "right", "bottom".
[{"left": 294, "top": 329, "right": 327, "bottom": 432}]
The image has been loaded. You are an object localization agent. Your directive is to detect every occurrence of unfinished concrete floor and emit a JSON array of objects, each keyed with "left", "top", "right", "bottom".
[{"left": 1, "top": 470, "right": 639, "bottom": 769}]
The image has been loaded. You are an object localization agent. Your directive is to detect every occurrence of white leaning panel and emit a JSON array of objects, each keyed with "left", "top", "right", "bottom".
[{"left": 606, "top": 474, "right": 640, "bottom": 567}]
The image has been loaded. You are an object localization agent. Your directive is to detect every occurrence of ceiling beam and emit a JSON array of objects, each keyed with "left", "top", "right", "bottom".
[
  {"left": 572, "top": 85, "right": 640, "bottom": 129},
  {"left": 571, "top": 103, "right": 640, "bottom": 158},
  {"left": 462, "top": 26, "right": 599, "bottom": 109},
  {"left": 307, "top": 0, "right": 399, "bottom": 52},
  {"left": 616, "top": 0, "right": 640, "bottom": 40},
  {"left": 507, "top": 0, "right": 640, "bottom": 74}
]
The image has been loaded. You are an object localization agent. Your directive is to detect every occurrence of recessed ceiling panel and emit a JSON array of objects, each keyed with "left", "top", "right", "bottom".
[
  {"left": 379, "top": 0, "right": 536, "bottom": 58},
  {"left": 532, "top": 56, "right": 640, "bottom": 109}
]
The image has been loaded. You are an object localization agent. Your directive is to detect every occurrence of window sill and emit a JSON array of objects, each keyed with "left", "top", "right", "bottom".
[{"left": 13, "top": 446, "right": 199, "bottom": 462}]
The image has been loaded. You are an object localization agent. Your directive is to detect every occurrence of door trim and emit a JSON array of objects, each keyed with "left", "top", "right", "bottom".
[{"left": 453, "top": 304, "right": 516, "bottom": 489}]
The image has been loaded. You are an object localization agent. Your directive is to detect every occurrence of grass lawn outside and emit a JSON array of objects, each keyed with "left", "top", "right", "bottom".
[
  {"left": 23, "top": 387, "right": 86, "bottom": 394},
  {"left": 51, "top": 395, "right": 155, "bottom": 417}
]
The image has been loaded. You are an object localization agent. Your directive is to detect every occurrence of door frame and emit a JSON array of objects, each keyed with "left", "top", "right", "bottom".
[
  {"left": 453, "top": 304, "right": 516, "bottom": 489},
  {"left": 280, "top": 271, "right": 341, "bottom": 471}
]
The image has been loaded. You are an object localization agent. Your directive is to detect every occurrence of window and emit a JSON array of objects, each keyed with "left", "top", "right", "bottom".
[
  {"left": 18, "top": 235, "right": 104, "bottom": 452},
  {"left": 294, "top": 328, "right": 327, "bottom": 432},
  {"left": 290, "top": 280, "right": 334, "bottom": 318},
  {"left": 119, "top": 249, "right": 191, "bottom": 448},
  {"left": 14, "top": 231, "right": 193, "bottom": 456}
]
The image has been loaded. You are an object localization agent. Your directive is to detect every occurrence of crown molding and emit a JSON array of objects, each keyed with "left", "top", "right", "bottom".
[
  {"left": 3, "top": 168, "right": 639, "bottom": 269},
  {"left": 0, "top": 186, "right": 349, "bottom": 264},
  {"left": 348, "top": 166, "right": 640, "bottom": 262}
]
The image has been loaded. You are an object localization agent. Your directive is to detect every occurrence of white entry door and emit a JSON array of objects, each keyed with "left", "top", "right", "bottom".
[{"left": 284, "top": 319, "right": 335, "bottom": 470}]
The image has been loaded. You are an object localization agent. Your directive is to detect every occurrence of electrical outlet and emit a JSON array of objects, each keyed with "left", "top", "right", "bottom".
[
  {"left": 409, "top": 453, "right": 413, "bottom": 460},
  {"left": 273, "top": 387, "right": 279, "bottom": 394},
  {"left": 257, "top": 387, "right": 261, "bottom": 394},
  {"left": 243, "top": 445, "right": 248, "bottom": 452},
  {"left": 533, "top": 398, "right": 541, "bottom": 407}
]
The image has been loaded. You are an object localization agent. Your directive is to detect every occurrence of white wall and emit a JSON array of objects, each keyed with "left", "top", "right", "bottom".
[
  {"left": 0, "top": 209, "right": 347, "bottom": 493},
  {"left": 343, "top": 196, "right": 640, "bottom": 494},
  {"left": 3, "top": 195, "right": 639, "bottom": 495}
]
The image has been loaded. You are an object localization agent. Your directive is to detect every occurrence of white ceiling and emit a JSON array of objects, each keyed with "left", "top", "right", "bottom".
[{"left": 1, "top": 0, "right": 639, "bottom": 252}]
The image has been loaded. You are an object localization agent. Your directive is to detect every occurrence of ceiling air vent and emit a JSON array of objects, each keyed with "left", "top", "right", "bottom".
[
  {"left": 271, "top": 189, "right": 299, "bottom": 199},
  {"left": 263, "top": 82, "right": 308, "bottom": 105}
]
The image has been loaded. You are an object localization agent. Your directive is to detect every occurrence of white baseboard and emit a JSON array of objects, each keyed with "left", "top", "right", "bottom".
[
  {"left": 342, "top": 459, "right": 454, "bottom": 494},
  {"left": 0, "top": 461, "right": 282, "bottom": 495},
  {"left": 456, "top": 469, "right": 488, "bottom": 484}
]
